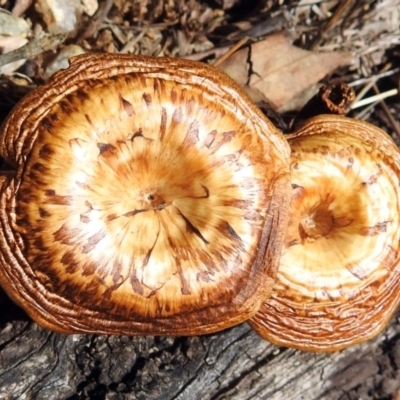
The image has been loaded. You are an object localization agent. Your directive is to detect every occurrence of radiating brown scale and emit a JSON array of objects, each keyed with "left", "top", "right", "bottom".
[
  {"left": 249, "top": 115, "right": 400, "bottom": 351},
  {"left": 0, "top": 53, "right": 291, "bottom": 335}
]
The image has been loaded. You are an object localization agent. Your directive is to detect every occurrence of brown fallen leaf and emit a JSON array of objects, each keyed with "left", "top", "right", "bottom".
[{"left": 218, "top": 33, "right": 352, "bottom": 111}]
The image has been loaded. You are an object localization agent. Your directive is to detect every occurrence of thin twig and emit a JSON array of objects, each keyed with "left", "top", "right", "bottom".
[
  {"left": 372, "top": 83, "right": 400, "bottom": 142},
  {"left": 349, "top": 67, "right": 400, "bottom": 87},
  {"left": 350, "top": 89, "right": 398, "bottom": 109},
  {"left": 353, "top": 100, "right": 379, "bottom": 120},
  {"left": 0, "top": 33, "right": 67, "bottom": 68},
  {"left": 309, "top": 0, "right": 354, "bottom": 50},
  {"left": 181, "top": 45, "right": 231, "bottom": 61},
  {"left": 213, "top": 37, "right": 249, "bottom": 67},
  {"left": 77, "top": 0, "right": 114, "bottom": 43},
  {"left": 352, "top": 62, "right": 393, "bottom": 105},
  {"left": 120, "top": 31, "right": 146, "bottom": 54}
]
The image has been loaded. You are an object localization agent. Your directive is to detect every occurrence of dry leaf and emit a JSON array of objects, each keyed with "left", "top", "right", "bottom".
[
  {"left": 219, "top": 33, "right": 352, "bottom": 111},
  {"left": 35, "top": 0, "right": 82, "bottom": 34},
  {"left": 0, "top": 11, "right": 30, "bottom": 36},
  {"left": 81, "top": 0, "right": 98, "bottom": 16}
]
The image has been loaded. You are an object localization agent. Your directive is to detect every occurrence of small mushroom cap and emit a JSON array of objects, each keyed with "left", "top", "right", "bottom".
[
  {"left": 0, "top": 53, "right": 290, "bottom": 335},
  {"left": 250, "top": 115, "right": 400, "bottom": 351}
]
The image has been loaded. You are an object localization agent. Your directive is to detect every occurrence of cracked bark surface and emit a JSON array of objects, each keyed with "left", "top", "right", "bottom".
[{"left": 1, "top": 289, "right": 400, "bottom": 400}]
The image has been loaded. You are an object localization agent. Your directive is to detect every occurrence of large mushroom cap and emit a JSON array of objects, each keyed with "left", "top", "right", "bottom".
[
  {"left": 0, "top": 53, "right": 290, "bottom": 335},
  {"left": 250, "top": 115, "right": 400, "bottom": 351}
]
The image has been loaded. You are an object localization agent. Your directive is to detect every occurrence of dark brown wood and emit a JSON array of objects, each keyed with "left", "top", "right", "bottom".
[{"left": 1, "top": 290, "right": 399, "bottom": 399}]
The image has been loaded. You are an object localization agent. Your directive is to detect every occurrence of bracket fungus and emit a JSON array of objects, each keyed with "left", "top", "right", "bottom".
[
  {"left": 250, "top": 115, "right": 400, "bottom": 351},
  {"left": 1, "top": 53, "right": 399, "bottom": 351},
  {"left": 0, "top": 53, "right": 291, "bottom": 335}
]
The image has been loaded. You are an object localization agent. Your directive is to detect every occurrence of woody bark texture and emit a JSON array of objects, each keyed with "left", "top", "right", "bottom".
[{"left": 0, "top": 295, "right": 400, "bottom": 399}]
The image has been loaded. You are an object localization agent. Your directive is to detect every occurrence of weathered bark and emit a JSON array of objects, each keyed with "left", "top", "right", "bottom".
[{"left": 1, "top": 289, "right": 399, "bottom": 400}]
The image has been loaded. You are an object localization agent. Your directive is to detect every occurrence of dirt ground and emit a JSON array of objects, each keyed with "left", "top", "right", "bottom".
[{"left": 1, "top": 1, "right": 400, "bottom": 399}]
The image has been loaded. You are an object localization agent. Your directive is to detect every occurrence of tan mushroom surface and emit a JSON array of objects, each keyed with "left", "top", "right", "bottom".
[
  {"left": 0, "top": 53, "right": 291, "bottom": 335},
  {"left": 250, "top": 115, "right": 400, "bottom": 351}
]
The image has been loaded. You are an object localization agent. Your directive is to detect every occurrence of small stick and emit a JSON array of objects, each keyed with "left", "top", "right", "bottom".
[
  {"left": 353, "top": 100, "right": 379, "bottom": 120},
  {"left": 309, "top": 0, "right": 354, "bottom": 50},
  {"left": 349, "top": 68, "right": 400, "bottom": 87},
  {"left": 372, "top": 83, "right": 400, "bottom": 142},
  {"left": 213, "top": 37, "right": 249, "bottom": 67},
  {"left": 350, "top": 89, "right": 398, "bottom": 109},
  {"left": 0, "top": 33, "right": 67, "bottom": 68},
  {"left": 352, "top": 63, "right": 393, "bottom": 105}
]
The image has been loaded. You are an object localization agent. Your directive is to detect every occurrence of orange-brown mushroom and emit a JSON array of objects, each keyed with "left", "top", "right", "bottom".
[
  {"left": 250, "top": 114, "right": 400, "bottom": 351},
  {"left": 0, "top": 53, "right": 291, "bottom": 335}
]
